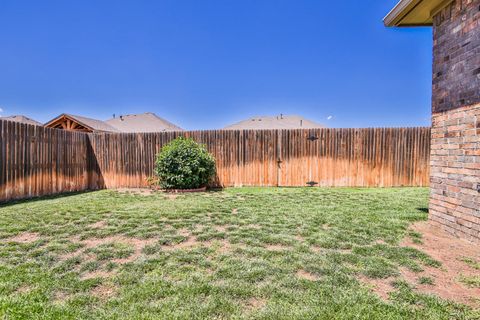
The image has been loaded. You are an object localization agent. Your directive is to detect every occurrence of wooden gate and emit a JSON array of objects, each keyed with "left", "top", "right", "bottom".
[{"left": 276, "top": 128, "right": 430, "bottom": 187}]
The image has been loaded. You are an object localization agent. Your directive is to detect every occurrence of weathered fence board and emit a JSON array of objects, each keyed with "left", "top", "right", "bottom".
[
  {"left": 0, "top": 120, "right": 90, "bottom": 201},
  {"left": 0, "top": 119, "right": 431, "bottom": 202}
]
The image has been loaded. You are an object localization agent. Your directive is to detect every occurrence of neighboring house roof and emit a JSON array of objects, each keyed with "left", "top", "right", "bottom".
[
  {"left": 45, "top": 113, "right": 120, "bottom": 132},
  {"left": 1, "top": 115, "right": 43, "bottom": 126},
  {"left": 384, "top": 0, "right": 453, "bottom": 27},
  {"left": 106, "top": 112, "right": 183, "bottom": 132},
  {"left": 44, "top": 112, "right": 183, "bottom": 133},
  {"left": 223, "top": 115, "right": 325, "bottom": 130}
]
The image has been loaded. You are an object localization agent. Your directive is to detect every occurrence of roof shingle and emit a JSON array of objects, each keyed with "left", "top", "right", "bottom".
[
  {"left": 223, "top": 115, "right": 325, "bottom": 130},
  {"left": 106, "top": 112, "right": 183, "bottom": 132},
  {"left": 1, "top": 115, "right": 43, "bottom": 126},
  {"left": 62, "top": 114, "right": 120, "bottom": 132}
]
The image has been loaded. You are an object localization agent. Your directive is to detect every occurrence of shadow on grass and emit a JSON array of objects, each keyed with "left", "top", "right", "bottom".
[
  {"left": 417, "top": 207, "right": 429, "bottom": 214},
  {"left": 0, "top": 189, "right": 102, "bottom": 208}
]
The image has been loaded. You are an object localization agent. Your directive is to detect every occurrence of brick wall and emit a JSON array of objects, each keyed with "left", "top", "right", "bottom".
[
  {"left": 430, "top": 0, "right": 480, "bottom": 242},
  {"left": 432, "top": 0, "right": 480, "bottom": 113},
  {"left": 430, "top": 104, "right": 480, "bottom": 242}
]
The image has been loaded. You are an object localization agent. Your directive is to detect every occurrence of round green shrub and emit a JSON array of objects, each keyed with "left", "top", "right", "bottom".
[{"left": 154, "top": 137, "right": 216, "bottom": 190}]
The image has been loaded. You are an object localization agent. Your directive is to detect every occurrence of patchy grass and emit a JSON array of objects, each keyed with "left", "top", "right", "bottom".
[
  {"left": 0, "top": 187, "right": 478, "bottom": 319},
  {"left": 418, "top": 276, "right": 435, "bottom": 286},
  {"left": 461, "top": 257, "right": 480, "bottom": 270},
  {"left": 459, "top": 275, "right": 480, "bottom": 289}
]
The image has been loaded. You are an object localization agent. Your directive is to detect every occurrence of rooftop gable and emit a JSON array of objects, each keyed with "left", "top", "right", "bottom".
[{"left": 44, "top": 114, "right": 119, "bottom": 132}]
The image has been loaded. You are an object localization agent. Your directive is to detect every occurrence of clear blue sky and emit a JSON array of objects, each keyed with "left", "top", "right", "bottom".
[{"left": 0, "top": 0, "right": 432, "bottom": 130}]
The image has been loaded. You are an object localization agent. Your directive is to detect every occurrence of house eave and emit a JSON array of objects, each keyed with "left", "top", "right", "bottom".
[{"left": 384, "top": 0, "right": 454, "bottom": 27}]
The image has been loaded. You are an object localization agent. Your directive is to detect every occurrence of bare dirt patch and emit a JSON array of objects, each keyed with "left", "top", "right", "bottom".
[
  {"left": 116, "top": 188, "right": 154, "bottom": 196},
  {"left": 214, "top": 225, "right": 228, "bottom": 233},
  {"left": 400, "top": 221, "right": 480, "bottom": 307},
  {"left": 89, "top": 221, "right": 107, "bottom": 229},
  {"left": 81, "top": 235, "right": 156, "bottom": 251},
  {"left": 297, "top": 269, "right": 318, "bottom": 281},
  {"left": 217, "top": 240, "right": 231, "bottom": 254},
  {"left": 16, "top": 285, "right": 32, "bottom": 294},
  {"left": 244, "top": 297, "right": 266, "bottom": 311},
  {"left": 64, "top": 235, "right": 157, "bottom": 266},
  {"left": 164, "top": 194, "right": 178, "bottom": 200},
  {"left": 232, "top": 208, "right": 238, "bottom": 215},
  {"left": 52, "top": 291, "right": 70, "bottom": 304},
  {"left": 177, "top": 228, "right": 191, "bottom": 237},
  {"left": 295, "top": 235, "right": 305, "bottom": 242},
  {"left": 358, "top": 275, "right": 395, "bottom": 301},
  {"left": 310, "top": 246, "right": 350, "bottom": 254},
  {"left": 6, "top": 232, "right": 40, "bottom": 243},
  {"left": 265, "top": 244, "right": 290, "bottom": 252},
  {"left": 81, "top": 270, "right": 115, "bottom": 280},
  {"left": 203, "top": 239, "right": 231, "bottom": 254},
  {"left": 59, "top": 248, "right": 84, "bottom": 261},
  {"left": 91, "top": 284, "right": 117, "bottom": 300},
  {"left": 161, "top": 236, "right": 200, "bottom": 251},
  {"left": 311, "top": 246, "right": 322, "bottom": 253}
]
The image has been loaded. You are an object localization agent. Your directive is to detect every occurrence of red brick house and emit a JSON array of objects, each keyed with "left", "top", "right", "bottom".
[{"left": 385, "top": 0, "right": 479, "bottom": 242}]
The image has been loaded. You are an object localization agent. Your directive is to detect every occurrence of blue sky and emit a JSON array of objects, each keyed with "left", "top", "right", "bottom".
[{"left": 0, "top": 0, "right": 432, "bottom": 130}]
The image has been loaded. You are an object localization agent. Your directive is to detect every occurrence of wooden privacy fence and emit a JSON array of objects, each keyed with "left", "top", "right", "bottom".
[
  {"left": 0, "top": 119, "right": 431, "bottom": 202},
  {"left": 0, "top": 120, "right": 94, "bottom": 202}
]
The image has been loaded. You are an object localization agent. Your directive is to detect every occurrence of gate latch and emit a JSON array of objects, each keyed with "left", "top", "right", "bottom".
[{"left": 307, "top": 135, "right": 319, "bottom": 141}]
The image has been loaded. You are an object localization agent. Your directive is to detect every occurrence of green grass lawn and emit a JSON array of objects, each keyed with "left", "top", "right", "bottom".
[{"left": 0, "top": 187, "right": 478, "bottom": 319}]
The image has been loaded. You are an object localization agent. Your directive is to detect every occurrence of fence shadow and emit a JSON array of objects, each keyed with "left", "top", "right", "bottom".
[{"left": 0, "top": 190, "right": 100, "bottom": 208}]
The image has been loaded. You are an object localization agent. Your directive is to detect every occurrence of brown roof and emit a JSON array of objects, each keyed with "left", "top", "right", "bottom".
[
  {"left": 223, "top": 115, "right": 326, "bottom": 130},
  {"left": 106, "top": 112, "right": 183, "bottom": 132},
  {"left": 45, "top": 114, "right": 120, "bottom": 132},
  {"left": 1, "top": 115, "right": 43, "bottom": 126}
]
